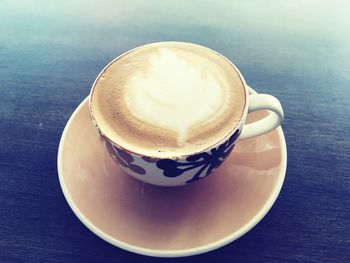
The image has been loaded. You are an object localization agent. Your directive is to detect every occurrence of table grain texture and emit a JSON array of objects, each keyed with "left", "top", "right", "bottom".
[{"left": 1, "top": 1, "right": 349, "bottom": 262}]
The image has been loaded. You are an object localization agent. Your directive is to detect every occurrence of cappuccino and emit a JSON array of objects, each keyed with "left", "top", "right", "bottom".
[{"left": 90, "top": 42, "right": 246, "bottom": 158}]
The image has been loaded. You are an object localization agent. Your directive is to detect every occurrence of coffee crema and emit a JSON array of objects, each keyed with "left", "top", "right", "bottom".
[{"left": 90, "top": 42, "right": 246, "bottom": 158}]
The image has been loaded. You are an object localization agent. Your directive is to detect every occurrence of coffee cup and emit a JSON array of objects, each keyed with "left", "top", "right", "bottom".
[{"left": 89, "top": 42, "right": 284, "bottom": 186}]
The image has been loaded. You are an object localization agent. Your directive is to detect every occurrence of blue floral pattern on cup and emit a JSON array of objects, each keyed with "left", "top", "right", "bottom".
[
  {"left": 105, "top": 141, "right": 146, "bottom": 175},
  {"left": 156, "top": 130, "right": 240, "bottom": 183}
]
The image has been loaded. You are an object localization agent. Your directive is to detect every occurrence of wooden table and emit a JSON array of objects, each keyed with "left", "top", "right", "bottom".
[{"left": 1, "top": 1, "right": 349, "bottom": 262}]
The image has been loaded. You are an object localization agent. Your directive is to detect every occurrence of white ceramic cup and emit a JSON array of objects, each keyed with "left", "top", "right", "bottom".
[{"left": 89, "top": 42, "right": 284, "bottom": 186}]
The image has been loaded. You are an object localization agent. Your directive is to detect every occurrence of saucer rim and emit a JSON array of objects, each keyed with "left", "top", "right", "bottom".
[{"left": 57, "top": 90, "right": 287, "bottom": 258}]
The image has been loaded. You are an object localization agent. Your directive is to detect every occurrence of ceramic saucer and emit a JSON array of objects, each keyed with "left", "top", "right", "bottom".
[{"left": 57, "top": 92, "right": 287, "bottom": 257}]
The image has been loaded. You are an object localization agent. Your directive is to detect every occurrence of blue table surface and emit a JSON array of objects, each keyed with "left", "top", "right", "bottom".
[{"left": 1, "top": 1, "right": 349, "bottom": 262}]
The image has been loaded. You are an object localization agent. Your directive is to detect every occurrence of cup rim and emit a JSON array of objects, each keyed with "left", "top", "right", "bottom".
[{"left": 89, "top": 41, "right": 249, "bottom": 159}]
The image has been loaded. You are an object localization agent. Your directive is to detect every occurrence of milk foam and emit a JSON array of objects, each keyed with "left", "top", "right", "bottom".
[
  {"left": 125, "top": 48, "right": 226, "bottom": 146},
  {"left": 91, "top": 42, "right": 246, "bottom": 158}
]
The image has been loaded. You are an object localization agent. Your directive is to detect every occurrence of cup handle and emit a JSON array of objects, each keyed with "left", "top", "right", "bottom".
[{"left": 239, "top": 89, "right": 284, "bottom": 140}]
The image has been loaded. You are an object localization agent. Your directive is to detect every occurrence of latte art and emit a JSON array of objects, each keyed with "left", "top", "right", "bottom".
[
  {"left": 90, "top": 42, "right": 246, "bottom": 158},
  {"left": 126, "top": 48, "right": 226, "bottom": 146}
]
